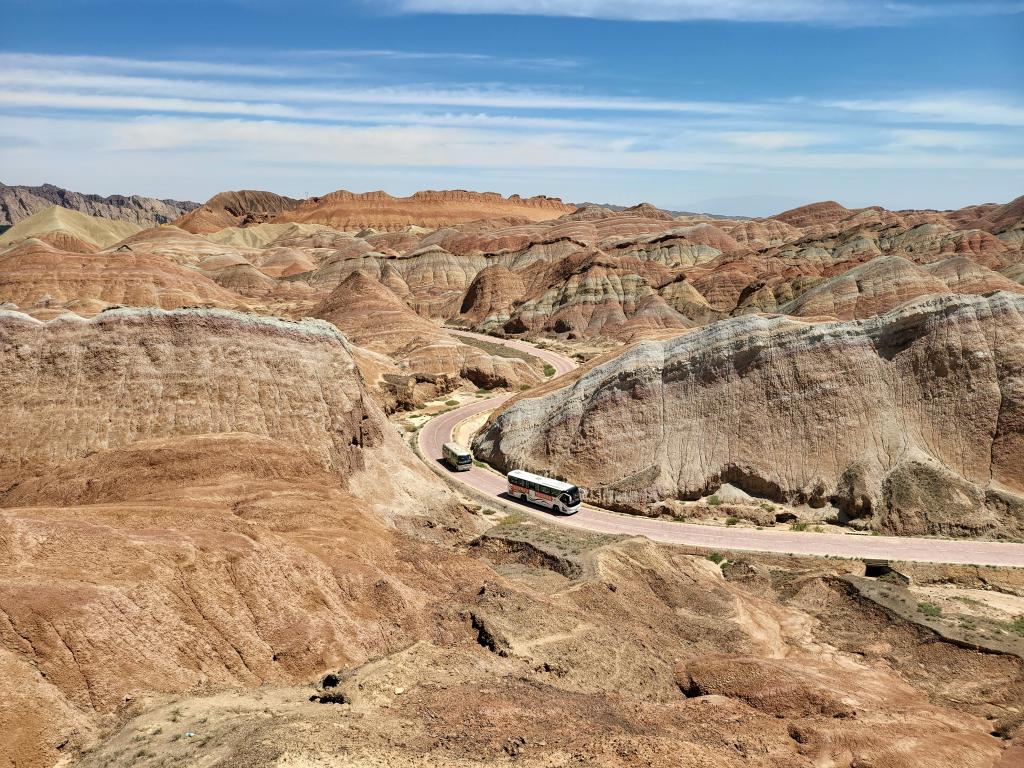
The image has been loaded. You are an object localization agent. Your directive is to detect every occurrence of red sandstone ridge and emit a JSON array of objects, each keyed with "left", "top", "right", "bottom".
[
  {"left": 273, "top": 189, "right": 575, "bottom": 231},
  {"left": 174, "top": 190, "right": 302, "bottom": 234},
  {"left": 771, "top": 200, "right": 857, "bottom": 227}
]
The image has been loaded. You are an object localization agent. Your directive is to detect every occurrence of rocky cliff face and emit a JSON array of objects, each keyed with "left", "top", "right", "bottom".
[
  {"left": 0, "top": 307, "right": 466, "bottom": 767},
  {"left": 0, "top": 182, "right": 197, "bottom": 227},
  {"left": 0, "top": 309, "right": 413, "bottom": 487},
  {"left": 0, "top": 240, "right": 246, "bottom": 318},
  {"left": 173, "top": 190, "right": 302, "bottom": 234},
  {"left": 475, "top": 293, "right": 1024, "bottom": 538},
  {"left": 315, "top": 271, "right": 543, "bottom": 392},
  {"left": 0, "top": 183, "right": 197, "bottom": 228},
  {"left": 275, "top": 189, "right": 575, "bottom": 231}
]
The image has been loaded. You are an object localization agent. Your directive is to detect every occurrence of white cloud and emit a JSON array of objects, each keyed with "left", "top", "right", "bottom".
[
  {"left": 886, "top": 129, "right": 992, "bottom": 150},
  {"left": 719, "top": 130, "right": 831, "bottom": 150},
  {"left": 0, "top": 52, "right": 317, "bottom": 80},
  {"left": 290, "top": 48, "right": 580, "bottom": 68},
  {"left": 1, "top": 50, "right": 1021, "bottom": 210},
  {"left": 826, "top": 94, "right": 1024, "bottom": 127},
  {"left": 4, "top": 113, "right": 1017, "bottom": 174},
  {"left": 0, "top": 64, "right": 755, "bottom": 115},
  {"left": 380, "top": 0, "right": 1024, "bottom": 24}
]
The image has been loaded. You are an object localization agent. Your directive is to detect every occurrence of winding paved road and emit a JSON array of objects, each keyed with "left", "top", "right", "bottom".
[{"left": 426, "top": 331, "right": 1024, "bottom": 567}]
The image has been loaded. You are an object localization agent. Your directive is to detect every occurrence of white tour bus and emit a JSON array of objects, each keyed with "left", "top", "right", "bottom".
[
  {"left": 507, "top": 469, "right": 581, "bottom": 515},
  {"left": 442, "top": 441, "right": 473, "bottom": 471}
]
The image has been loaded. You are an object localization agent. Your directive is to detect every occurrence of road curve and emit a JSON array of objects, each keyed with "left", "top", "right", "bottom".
[
  {"left": 447, "top": 328, "right": 576, "bottom": 377},
  {"left": 424, "top": 335, "right": 1024, "bottom": 567}
]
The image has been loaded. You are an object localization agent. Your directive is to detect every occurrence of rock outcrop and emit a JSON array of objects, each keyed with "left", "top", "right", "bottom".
[
  {"left": 0, "top": 182, "right": 197, "bottom": 227},
  {"left": 173, "top": 190, "right": 301, "bottom": 234},
  {"left": 475, "top": 293, "right": 1024, "bottom": 538},
  {"left": 0, "top": 207, "right": 143, "bottom": 251},
  {"left": 772, "top": 200, "right": 856, "bottom": 228},
  {"left": 315, "top": 271, "right": 542, "bottom": 392},
  {"left": 0, "top": 307, "right": 463, "bottom": 767},
  {"left": 274, "top": 189, "right": 575, "bottom": 232},
  {"left": 778, "top": 255, "right": 950, "bottom": 320},
  {"left": 0, "top": 240, "right": 245, "bottom": 317},
  {"left": 0, "top": 308, "right": 432, "bottom": 490}
]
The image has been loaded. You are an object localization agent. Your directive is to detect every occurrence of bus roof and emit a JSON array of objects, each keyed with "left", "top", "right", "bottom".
[
  {"left": 443, "top": 442, "right": 471, "bottom": 456},
  {"left": 507, "top": 468, "right": 577, "bottom": 492}
]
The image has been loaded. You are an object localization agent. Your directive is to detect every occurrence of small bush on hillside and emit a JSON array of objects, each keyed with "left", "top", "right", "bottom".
[
  {"left": 917, "top": 602, "right": 941, "bottom": 617},
  {"left": 791, "top": 521, "right": 809, "bottom": 532},
  {"left": 543, "top": 363, "right": 557, "bottom": 377},
  {"left": 706, "top": 552, "right": 725, "bottom": 565},
  {"left": 445, "top": 400, "right": 460, "bottom": 406},
  {"left": 725, "top": 516, "right": 740, "bottom": 526},
  {"left": 496, "top": 513, "right": 526, "bottom": 527},
  {"left": 707, "top": 495, "right": 721, "bottom": 506}
]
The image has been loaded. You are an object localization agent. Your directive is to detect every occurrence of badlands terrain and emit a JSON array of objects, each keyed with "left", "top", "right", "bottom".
[{"left": 1, "top": 186, "right": 1023, "bottom": 767}]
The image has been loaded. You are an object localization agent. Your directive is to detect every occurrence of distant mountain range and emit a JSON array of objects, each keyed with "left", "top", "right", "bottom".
[
  {"left": 574, "top": 201, "right": 745, "bottom": 220},
  {"left": 0, "top": 182, "right": 199, "bottom": 229}
]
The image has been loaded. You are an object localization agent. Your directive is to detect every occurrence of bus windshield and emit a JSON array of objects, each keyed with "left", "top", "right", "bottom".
[{"left": 457, "top": 454, "right": 472, "bottom": 464}]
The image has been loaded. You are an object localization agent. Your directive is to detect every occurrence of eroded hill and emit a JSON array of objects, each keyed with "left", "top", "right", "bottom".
[
  {"left": 1, "top": 188, "right": 1024, "bottom": 768},
  {"left": 474, "top": 293, "right": 1024, "bottom": 539}
]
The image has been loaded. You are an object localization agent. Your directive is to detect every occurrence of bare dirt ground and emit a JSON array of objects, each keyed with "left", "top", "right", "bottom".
[{"left": 75, "top": 516, "right": 1024, "bottom": 768}]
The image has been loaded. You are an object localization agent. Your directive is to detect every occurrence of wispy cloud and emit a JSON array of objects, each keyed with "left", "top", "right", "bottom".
[
  {"left": 291, "top": 48, "right": 580, "bottom": 69},
  {"left": 826, "top": 94, "right": 1024, "bottom": 127},
  {"left": 1, "top": 50, "right": 1021, "bottom": 210},
  {"left": 378, "top": 0, "right": 1024, "bottom": 25},
  {"left": 0, "top": 52, "right": 317, "bottom": 80},
  {"left": 885, "top": 129, "right": 994, "bottom": 150},
  {"left": 719, "top": 130, "right": 831, "bottom": 150},
  {"left": 0, "top": 65, "right": 758, "bottom": 115}
]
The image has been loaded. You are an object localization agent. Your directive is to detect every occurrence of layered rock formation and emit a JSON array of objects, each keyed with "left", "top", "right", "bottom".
[
  {"left": 274, "top": 189, "right": 575, "bottom": 231},
  {"left": 0, "top": 240, "right": 245, "bottom": 317},
  {"left": 0, "top": 309, "right": 431, "bottom": 488},
  {"left": 0, "top": 307, "right": 463, "bottom": 767},
  {"left": 56, "top": 537, "right": 1024, "bottom": 768},
  {"left": 0, "top": 182, "right": 197, "bottom": 227},
  {"left": 0, "top": 207, "right": 143, "bottom": 251},
  {"left": 174, "top": 190, "right": 301, "bottom": 234},
  {"left": 777, "top": 255, "right": 951, "bottom": 320},
  {"left": 475, "top": 293, "right": 1024, "bottom": 538},
  {"left": 315, "top": 271, "right": 543, "bottom": 391}
]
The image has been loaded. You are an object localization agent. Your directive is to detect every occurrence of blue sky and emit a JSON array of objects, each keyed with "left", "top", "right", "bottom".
[{"left": 2, "top": 1, "right": 1022, "bottom": 215}]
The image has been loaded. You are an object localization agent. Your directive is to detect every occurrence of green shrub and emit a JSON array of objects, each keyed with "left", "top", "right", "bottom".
[
  {"left": 520, "top": 384, "right": 531, "bottom": 390},
  {"left": 1006, "top": 616, "right": 1024, "bottom": 636},
  {"left": 404, "top": 424, "right": 418, "bottom": 433},
  {"left": 543, "top": 363, "right": 557, "bottom": 377},
  {"left": 791, "top": 521, "right": 809, "bottom": 532},
  {"left": 725, "top": 516, "right": 740, "bottom": 526},
  {"left": 496, "top": 513, "right": 526, "bottom": 527},
  {"left": 707, "top": 494, "right": 721, "bottom": 506},
  {"left": 706, "top": 552, "right": 725, "bottom": 565},
  {"left": 917, "top": 602, "right": 941, "bottom": 617},
  {"left": 475, "top": 388, "right": 491, "bottom": 395},
  {"left": 445, "top": 399, "right": 460, "bottom": 406}
]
